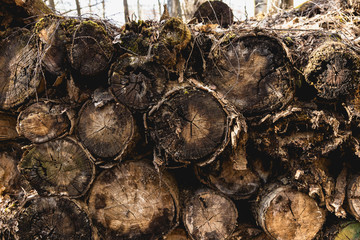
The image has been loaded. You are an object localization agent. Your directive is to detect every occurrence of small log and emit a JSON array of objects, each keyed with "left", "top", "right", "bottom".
[
  {"left": 16, "top": 197, "right": 92, "bottom": 239},
  {"left": 66, "top": 19, "right": 114, "bottom": 76},
  {"left": 109, "top": 54, "right": 168, "bottom": 111},
  {"left": 183, "top": 188, "right": 238, "bottom": 240},
  {"left": 193, "top": 1, "right": 234, "bottom": 27},
  {"left": 77, "top": 95, "right": 137, "bottom": 160},
  {"left": 0, "top": 112, "right": 18, "bottom": 140},
  {"left": 17, "top": 101, "right": 73, "bottom": 143},
  {"left": 304, "top": 42, "right": 360, "bottom": 100},
  {"left": 88, "top": 160, "right": 179, "bottom": 239},
  {"left": 18, "top": 137, "right": 95, "bottom": 197},
  {"left": 0, "top": 28, "right": 42, "bottom": 110},
  {"left": 0, "top": 147, "right": 22, "bottom": 194},
  {"left": 147, "top": 86, "right": 234, "bottom": 166},
  {"left": 195, "top": 156, "right": 261, "bottom": 200},
  {"left": 205, "top": 33, "right": 294, "bottom": 117},
  {"left": 255, "top": 184, "right": 326, "bottom": 240},
  {"left": 325, "top": 221, "right": 360, "bottom": 240}
]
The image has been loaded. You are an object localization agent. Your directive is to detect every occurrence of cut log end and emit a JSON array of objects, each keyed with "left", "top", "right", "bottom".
[
  {"left": 88, "top": 160, "right": 179, "bottom": 239},
  {"left": 257, "top": 185, "right": 325, "bottom": 240},
  {"left": 347, "top": 175, "right": 360, "bottom": 221},
  {"left": 0, "top": 28, "right": 41, "bottom": 110},
  {"left": 17, "top": 101, "right": 71, "bottom": 143},
  {"left": 183, "top": 188, "right": 238, "bottom": 240},
  {"left": 19, "top": 137, "right": 95, "bottom": 197},
  {"left": 207, "top": 34, "right": 294, "bottom": 117},
  {"left": 77, "top": 100, "right": 136, "bottom": 160},
  {"left": 193, "top": 1, "right": 234, "bottom": 27},
  {"left": 304, "top": 42, "right": 360, "bottom": 100},
  {"left": 148, "top": 87, "right": 228, "bottom": 165},
  {"left": 17, "top": 197, "right": 92, "bottom": 240}
]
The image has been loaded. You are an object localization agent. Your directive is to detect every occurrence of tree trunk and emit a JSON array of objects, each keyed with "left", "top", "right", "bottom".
[
  {"left": 17, "top": 101, "right": 73, "bottom": 143},
  {"left": 18, "top": 137, "right": 95, "bottom": 198},
  {"left": 0, "top": 28, "right": 42, "bottom": 110},
  {"left": 124, "top": 0, "right": 130, "bottom": 22},
  {"left": 147, "top": 86, "right": 238, "bottom": 167},
  {"left": 183, "top": 188, "right": 238, "bottom": 240},
  {"left": 75, "top": 0, "right": 81, "bottom": 17},
  {"left": 204, "top": 33, "right": 294, "bottom": 118},
  {"left": 255, "top": 184, "right": 326, "bottom": 240},
  {"left": 77, "top": 92, "right": 138, "bottom": 161},
  {"left": 88, "top": 160, "right": 180, "bottom": 240},
  {"left": 16, "top": 197, "right": 92, "bottom": 239}
]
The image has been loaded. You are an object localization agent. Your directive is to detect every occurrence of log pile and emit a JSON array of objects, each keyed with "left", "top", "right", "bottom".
[{"left": 2, "top": 0, "right": 360, "bottom": 239}]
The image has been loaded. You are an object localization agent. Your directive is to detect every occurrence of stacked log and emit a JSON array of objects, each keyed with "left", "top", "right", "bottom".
[{"left": 2, "top": 0, "right": 360, "bottom": 240}]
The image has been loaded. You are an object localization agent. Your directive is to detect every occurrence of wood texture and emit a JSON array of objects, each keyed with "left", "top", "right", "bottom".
[
  {"left": 19, "top": 137, "right": 95, "bottom": 197},
  {"left": 88, "top": 160, "right": 179, "bottom": 239}
]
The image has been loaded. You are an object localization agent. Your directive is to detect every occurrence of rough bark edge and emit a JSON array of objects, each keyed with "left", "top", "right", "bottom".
[{"left": 145, "top": 78, "right": 246, "bottom": 167}]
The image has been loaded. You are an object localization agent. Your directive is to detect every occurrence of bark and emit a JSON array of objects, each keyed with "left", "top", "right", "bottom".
[
  {"left": 0, "top": 28, "right": 42, "bottom": 110},
  {"left": 147, "top": 86, "right": 235, "bottom": 166},
  {"left": 34, "top": 16, "right": 67, "bottom": 76},
  {"left": 17, "top": 101, "right": 73, "bottom": 143},
  {"left": 204, "top": 32, "right": 294, "bottom": 118},
  {"left": 124, "top": 0, "right": 130, "bottom": 22},
  {"left": 255, "top": 184, "right": 326, "bottom": 240},
  {"left": 77, "top": 92, "right": 138, "bottom": 161},
  {"left": 18, "top": 137, "right": 95, "bottom": 197},
  {"left": 16, "top": 197, "right": 92, "bottom": 239},
  {"left": 66, "top": 19, "right": 114, "bottom": 77},
  {"left": 109, "top": 54, "right": 168, "bottom": 111},
  {"left": 88, "top": 160, "right": 180, "bottom": 240},
  {"left": 193, "top": 1, "right": 234, "bottom": 27},
  {"left": 304, "top": 42, "right": 360, "bottom": 100},
  {"left": 183, "top": 188, "right": 238, "bottom": 240}
]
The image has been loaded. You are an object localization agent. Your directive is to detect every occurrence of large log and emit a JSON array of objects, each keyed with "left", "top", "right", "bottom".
[
  {"left": 183, "top": 188, "right": 238, "bottom": 240},
  {"left": 16, "top": 196, "right": 92, "bottom": 239},
  {"left": 88, "top": 160, "right": 180, "bottom": 239},
  {"left": 146, "top": 86, "right": 238, "bottom": 167},
  {"left": 193, "top": 1, "right": 234, "bottom": 27},
  {"left": 255, "top": 184, "right": 326, "bottom": 240},
  {"left": 18, "top": 137, "right": 95, "bottom": 197},
  {"left": 204, "top": 33, "right": 294, "bottom": 118}
]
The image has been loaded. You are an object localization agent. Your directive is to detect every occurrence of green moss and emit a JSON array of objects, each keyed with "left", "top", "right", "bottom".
[
  {"left": 335, "top": 222, "right": 360, "bottom": 240},
  {"left": 160, "top": 17, "right": 191, "bottom": 50}
]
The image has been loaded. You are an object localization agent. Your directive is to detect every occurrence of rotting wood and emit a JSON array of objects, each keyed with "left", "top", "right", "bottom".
[
  {"left": 18, "top": 137, "right": 95, "bottom": 198},
  {"left": 88, "top": 160, "right": 179, "bottom": 240},
  {"left": 16, "top": 196, "right": 92, "bottom": 240},
  {"left": 193, "top": 1, "right": 234, "bottom": 27}
]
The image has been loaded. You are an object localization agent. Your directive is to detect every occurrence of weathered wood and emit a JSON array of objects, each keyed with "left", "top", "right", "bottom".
[
  {"left": 163, "top": 227, "right": 190, "bottom": 240},
  {"left": 34, "top": 15, "right": 67, "bottom": 75},
  {"left": 147, "top": 86, "right": 232, "bottom": 166},
  {"left": 88, "top": 160, "right": 179, "bottom": 239},
  {"left": 66, "top": 19, "right": 114, "bottom": 77},
  {"left": 255, "top": 184, "right": 326, "bottom": 240},
  {"left": 77, "top": 93, "right": 137, "bottom": 160},
  {"left": 0, "top": 147, "right": 22, "bottom": 195},
  {"left": 18, "top": 137, "right": 95, "bottom": 197},
  {"left": 0, "top": 28, "right": 42, "bottom": 110},
  {"left": 0, "top": 112, "right": 18, "bottom": 140},
  {"left": 347, "top": 174, "right": 360, "bottom": 221},
  {"left": 16, "top": 197, "right": 92, "bottom": 239},
  {"left": 205, "top": 33, "right": 294, "bottom": 117},
  {"left": 229, "top": 224, "right": 272, "bottom": 240},
  {"left": 183, "top": 188, "right": 238, "bottom": 240},
  {"left": 17, "top": 101, "right": 73, "bottom": 143},
  {"left": 195, "top": 156, "right": 261, "bottom": 200},
  {"left": 304, "top": 42, "right": 360, "bottom": 100},
  {"left": 193, "top": 1, "right": 234, "bottom": 27},
  {"left": 109, "top": 54, "right": 168, "bottom": 111}
]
